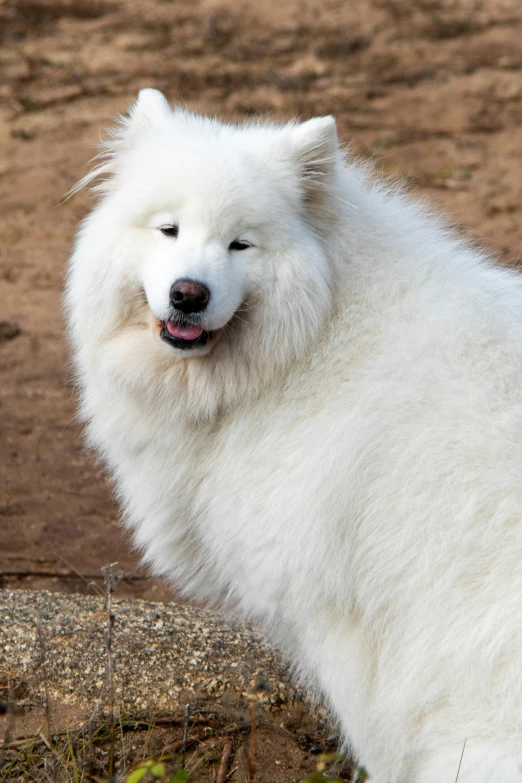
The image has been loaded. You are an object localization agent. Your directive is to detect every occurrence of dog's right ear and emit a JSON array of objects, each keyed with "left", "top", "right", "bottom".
[
  {"left": 67, "top": 90, "right": 173, "bottom": 198},
  {"left": 128, "top": 88, "right": 173, "bottom": 130}
]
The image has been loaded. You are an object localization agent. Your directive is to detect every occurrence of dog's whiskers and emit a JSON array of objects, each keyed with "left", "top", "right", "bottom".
[
  {"left": 235, "top": 303, "right": 255, "bottom": 314},
  {"left": 125, "top": 295, "right": 149, "bottom": 306},
  {"left": 231, "top": 312, "right": 250, "bottom": 326}
]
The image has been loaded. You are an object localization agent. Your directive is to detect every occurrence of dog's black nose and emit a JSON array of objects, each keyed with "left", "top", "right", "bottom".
[{"left": 170, "top": 279, "right": 210, "bottom": 314}]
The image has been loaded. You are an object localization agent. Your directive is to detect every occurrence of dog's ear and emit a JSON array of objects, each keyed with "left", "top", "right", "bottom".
[
  {"left": 288, "top": 116, "right": 339, "bottom": 181},
  {"left": 129, "top": 88, "right": 173, "bottom": 129},
  {"left": 286, "top": 117, "right": 340, "bottom": 223},
  {"left": 67, "top": 89, "right": 173, "bottom": 197}
]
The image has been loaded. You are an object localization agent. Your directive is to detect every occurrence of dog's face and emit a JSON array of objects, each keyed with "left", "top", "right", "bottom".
[
  {"left": 127, "top": 114, "right": 311, "bottom": 358},
  {"left": 68, "top": 90, "right": 342, "bottom": 415}
]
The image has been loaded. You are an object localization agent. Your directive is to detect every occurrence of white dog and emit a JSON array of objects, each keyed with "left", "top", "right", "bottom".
[{"left": 66, "top": 89, "right": 522, "bottom": 782}]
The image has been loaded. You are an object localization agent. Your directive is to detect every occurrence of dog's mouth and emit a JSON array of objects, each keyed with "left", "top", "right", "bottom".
[{"left": 159, "top": 319, "right": 214, "bottom": 350}]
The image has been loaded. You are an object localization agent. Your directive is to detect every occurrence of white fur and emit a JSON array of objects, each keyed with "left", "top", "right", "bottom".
[{"left": 66, "top": 89, "right": 522, "bottom": 782}]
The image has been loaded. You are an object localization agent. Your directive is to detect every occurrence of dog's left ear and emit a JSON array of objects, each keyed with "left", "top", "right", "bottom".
[
  {"left": 286, "top": 117, "right": 340, "bottom": 221},
  {"left": 288, "top": 116, "right": 339, "bottom": 181}
]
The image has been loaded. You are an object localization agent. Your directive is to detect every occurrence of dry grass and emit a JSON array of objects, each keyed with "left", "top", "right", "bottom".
[{"left": 0, "top": 710, "right": 353, "bottom": 782}]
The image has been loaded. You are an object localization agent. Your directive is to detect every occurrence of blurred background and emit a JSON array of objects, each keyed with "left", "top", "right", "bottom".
[{"left": 2, "top": 0, "right": 522, "bottom": 601}]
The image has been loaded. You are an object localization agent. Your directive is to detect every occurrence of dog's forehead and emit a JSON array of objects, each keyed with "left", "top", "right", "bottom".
[
  {"left": 124, "top": 125, "right": 286, "bottom": 219},
  {"left": 132, "top": 112, "right": 287, "bottom": 172},
  {"left": 159, "top": 123, "right": 273, "bottom": 171}
]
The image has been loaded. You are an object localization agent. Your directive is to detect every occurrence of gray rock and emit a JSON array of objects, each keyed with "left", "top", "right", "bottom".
[{"left": 0, "top": 589, "right": 299, "bottom": 716}]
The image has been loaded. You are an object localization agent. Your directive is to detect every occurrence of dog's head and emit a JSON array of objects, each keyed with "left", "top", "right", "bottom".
[{"left": 67, "top": 89, "right": 343, "bottom": 418}]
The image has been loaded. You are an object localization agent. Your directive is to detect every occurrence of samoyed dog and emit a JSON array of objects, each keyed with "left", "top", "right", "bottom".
[{"left": 66, "top": 89, "right": 522, "bottom": 782}]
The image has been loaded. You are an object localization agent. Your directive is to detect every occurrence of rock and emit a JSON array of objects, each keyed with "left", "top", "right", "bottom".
[
  {"left": 0, "top": 322, "right": 21, "bottom": 342},
  {"left": 0, "top": 590, "right": 300, "bottom": 717}
]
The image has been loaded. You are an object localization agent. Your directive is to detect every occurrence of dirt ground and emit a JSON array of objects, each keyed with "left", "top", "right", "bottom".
[{"left": 2, "top": 0, "right": 522, "bottom": 600}]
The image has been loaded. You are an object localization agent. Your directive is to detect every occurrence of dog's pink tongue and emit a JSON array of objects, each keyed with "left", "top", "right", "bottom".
[{"left": 166, "top": 321, "right": 203, "bottom": 341}]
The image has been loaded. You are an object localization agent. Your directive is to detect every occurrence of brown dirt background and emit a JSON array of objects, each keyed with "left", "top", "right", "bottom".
[{"left": 2, "top": 0, "right": 522, "bottom": 603}]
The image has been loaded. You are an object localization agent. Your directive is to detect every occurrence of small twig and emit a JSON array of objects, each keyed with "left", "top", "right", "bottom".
[
  {"left": 157, "top": 714, "right": 211, "bottom": 728},
  {"left": 0, "top": 698, "right": 15, "bottom": 770},
  {"left": 54, "top": 553, "right": 104, "bottom": 595},
  {"left": 0, "top": 724, "right": 50, "bottom": 751},
  {"left": 455, "top": 738, "right": 467, "bottom": 782},
  {"left": 181, "top": 703, "right": 190, "bottom": 766},
  {"left": 101, "top": 562, "right": 123, "bottom": 780},
  {"left": 0, "top": 713, "right": 218, "bottom": 752},
  {"left": 37, "top": 731, "right": 53, "bottom": 753},
  {"left": 36, "top": 614, "right": 57, "bottom": 782},
  {"left": 0, "top": 567, "right": 149, "bottom": 582},
  {"left": 161, "top": 734, "right": 201, "bottom": 756},
  {"left": 248, "top": 692, "right": 257, "bottom": 783},
  {"left": 216, "top": 738, "right": 233, "bottom": 783},
  {"left": 36, "top": 625, "right": 52, "bottom": 744}
]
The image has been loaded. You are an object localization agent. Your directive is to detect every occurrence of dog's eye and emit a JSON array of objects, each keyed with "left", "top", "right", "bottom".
[
  {"left": 159, "top": 225, "right": 179, "bottom": 238},
  {"left": 229, "top": 239, "right": 251, "bottom": 251}
]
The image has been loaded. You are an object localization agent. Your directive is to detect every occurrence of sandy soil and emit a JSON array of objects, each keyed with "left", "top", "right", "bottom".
[{"left": 1, "top": 0, "right": 522, "bottom": 603}]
